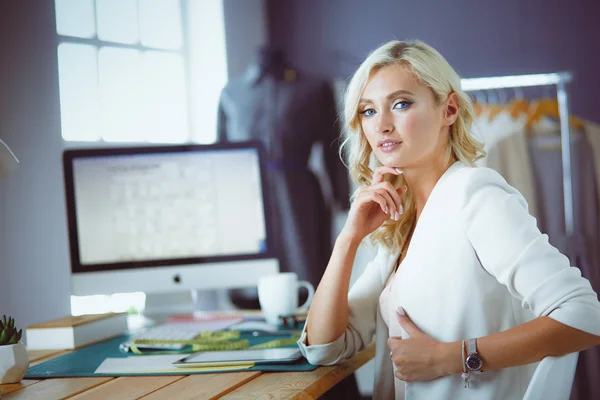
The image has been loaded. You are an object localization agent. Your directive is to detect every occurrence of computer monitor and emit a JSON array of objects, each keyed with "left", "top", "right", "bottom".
[{"left": 62, "top": 141, "right": 279, "bottom": 314}]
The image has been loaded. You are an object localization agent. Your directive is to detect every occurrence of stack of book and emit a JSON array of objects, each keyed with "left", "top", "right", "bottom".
[{"left": 25, "top": 312, "right": 128, "bottom": 350}]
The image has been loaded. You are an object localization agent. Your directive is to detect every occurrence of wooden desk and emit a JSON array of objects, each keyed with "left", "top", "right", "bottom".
[{"left": 0, "top": 344, "right": 374, "bottom": 399}]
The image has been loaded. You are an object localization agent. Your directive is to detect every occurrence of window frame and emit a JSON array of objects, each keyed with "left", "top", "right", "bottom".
[{"left": 55, "top": 0, "right": 194, "bottom": 143}]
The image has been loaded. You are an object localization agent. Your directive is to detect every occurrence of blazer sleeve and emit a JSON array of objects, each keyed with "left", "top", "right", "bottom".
[
  {"left": 461, "top": 168, "right": 600, "bottom": 335},
  {"left": 297, "top": 245, "right": 392, "bottom": 365}
]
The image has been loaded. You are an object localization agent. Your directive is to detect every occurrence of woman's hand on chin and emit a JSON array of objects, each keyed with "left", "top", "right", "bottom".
[{"left": 340, "top": 166, "right": 406, "bottom": 242}]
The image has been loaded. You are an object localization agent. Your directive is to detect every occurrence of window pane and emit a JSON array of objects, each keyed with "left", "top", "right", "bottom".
[
  {"left": 57, "top": 43, "right": 99, "bottom": 141},
  {"left": 142, "top": 52, "right": 188, "bottom": 143},
  {"left": 96, "top": 0, "right": 139, "bottom": 44},
  {"left": 98, "top": 47, "right": 144, "bottom": 142},
  {"left": 139, "top": 0, "right": 183, "bottom": 50},
  {"left": 97, "top": 48, "right": 188, "bottom": 143},
  {"left": 55, "top": 0, "right": 96, "bottom": 38},
  {"left": 189, "top": 0, "right": 227, "bottom": 143}
]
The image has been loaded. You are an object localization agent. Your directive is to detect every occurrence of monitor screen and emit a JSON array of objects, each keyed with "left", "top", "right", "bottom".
[{"left": 63, "top": 142, "right": 275, "bottom": 276}]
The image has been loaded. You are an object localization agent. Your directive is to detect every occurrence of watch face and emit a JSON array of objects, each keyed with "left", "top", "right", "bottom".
[{"left": 466, "top": 354, "right": 483, "bottom": 371}]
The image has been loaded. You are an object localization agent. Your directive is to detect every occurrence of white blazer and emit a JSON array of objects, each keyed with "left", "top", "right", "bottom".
[{"left": 297, "top": 161, "right": 600, "bottom": 400}]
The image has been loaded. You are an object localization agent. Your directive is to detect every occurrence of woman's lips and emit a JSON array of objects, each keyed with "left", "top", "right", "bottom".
[{"left": 379, "top": 140, "right": 402, "bottom": 152}]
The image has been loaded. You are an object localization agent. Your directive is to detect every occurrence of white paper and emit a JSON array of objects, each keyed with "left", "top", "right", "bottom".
[{"left": 95, "top": 355, "right": 183, "bottom": 374}]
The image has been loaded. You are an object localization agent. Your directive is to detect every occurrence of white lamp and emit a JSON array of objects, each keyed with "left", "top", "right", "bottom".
[{"left": 0, "top": 139, "right": 18, "bottom": 179}]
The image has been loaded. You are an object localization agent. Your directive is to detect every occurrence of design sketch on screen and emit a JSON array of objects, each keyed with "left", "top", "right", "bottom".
[{"left": 72, "top": 148, "right": 268, "bottom": 265}]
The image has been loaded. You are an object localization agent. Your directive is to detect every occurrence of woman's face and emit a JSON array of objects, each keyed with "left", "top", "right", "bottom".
[{"left": 359, "top": 63, "right": 456, "bottom": 170}]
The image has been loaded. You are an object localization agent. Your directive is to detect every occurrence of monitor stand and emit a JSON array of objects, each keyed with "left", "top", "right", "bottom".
[{"left": 141, "top": 288, "right": 239, "bottom": 323}]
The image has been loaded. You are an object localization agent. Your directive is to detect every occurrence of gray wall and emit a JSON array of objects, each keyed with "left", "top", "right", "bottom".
[
  {"left": 266, "top": 0, "right": 600, "bottom": 123},
  {"left": 0, "top": 187, "right": 5, "bottom": 312},
  {"left": 223, "top": 0, "right": 268, "bottom": 78},
  {"left": 0, "top": 0, "right": 70, "bottom": 328}
]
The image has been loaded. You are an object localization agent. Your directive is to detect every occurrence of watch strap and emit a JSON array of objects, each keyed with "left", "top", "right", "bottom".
[{"left": 468, "top": 338, "right": 477, "bottom": 355}]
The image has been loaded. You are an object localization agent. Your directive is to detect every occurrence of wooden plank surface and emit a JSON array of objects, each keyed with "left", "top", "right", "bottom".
[
  {"left": 0, "top": 380, "right": 41, "bottom": 396},
  {"left": 2, "top": 377, "right": 113, "bottom": 400},
  {"left": 141, "top": 371, "right": 262, "bottom": 400},
  {"left": 69, "top": 376, "right": 184, "bottom": 400},
  {"left": 221, "top": 344, "right": 375, "bottom": 400}
]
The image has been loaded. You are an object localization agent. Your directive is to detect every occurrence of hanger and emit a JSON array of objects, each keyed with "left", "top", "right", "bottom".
[
  {"left": 487, "top": 103, "right": 504, "bottom": 121},
  {"left": 514, "top": 87, "right": 525, "bottom": 100},
  {"left": 507, "top": 87, "right": 530, "bottom": 119},
  {"left": 526, "top": 98, "right": 585, "bottom": 131},
  {"left": 486, "top": 89, "right": 505, "bottom": 121},
  {"left": 471, "top": 92, "right": 484, "bottom": 116},
  {"left": 498, "top": 88, "right": 509, "bottom": 105},
  {"left": 507, "top": 99, "right": 529, "bottom": 119},
  {"left": 472, "top": 90, "right": 493, "bottom": 118}
]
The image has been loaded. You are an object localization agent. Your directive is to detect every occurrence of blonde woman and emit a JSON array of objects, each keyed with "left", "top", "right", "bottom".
[{"left": 297, "top": 40, "right": 600, "bottom": 399}]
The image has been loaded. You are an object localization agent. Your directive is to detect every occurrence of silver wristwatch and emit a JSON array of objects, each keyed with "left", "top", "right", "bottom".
[{"left": 465, "top": 338, "right": 483, "bottom": 372}]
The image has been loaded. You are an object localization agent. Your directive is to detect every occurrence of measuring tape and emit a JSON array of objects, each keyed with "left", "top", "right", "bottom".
[{"left": 129, "top": 330, "right": 301, "bottom": 355}]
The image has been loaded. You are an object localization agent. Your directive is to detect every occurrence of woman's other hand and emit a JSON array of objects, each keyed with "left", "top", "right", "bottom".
[{"left": 388, "top": 307, "right": 458, "bottom": 382}]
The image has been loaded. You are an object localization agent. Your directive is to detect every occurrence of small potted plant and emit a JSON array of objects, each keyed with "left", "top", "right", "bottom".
[{"left": 0, "top": 315, "right": 29, "bottom": 383}]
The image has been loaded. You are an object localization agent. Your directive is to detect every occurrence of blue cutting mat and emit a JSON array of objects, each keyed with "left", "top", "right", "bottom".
[{"left": 25, "top": 334, "right": 317, "bottom": 378}]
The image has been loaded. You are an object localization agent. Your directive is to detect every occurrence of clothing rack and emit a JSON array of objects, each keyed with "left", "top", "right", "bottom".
[{"left": 461, "top": 72, "right": 575, "bottom": 238}]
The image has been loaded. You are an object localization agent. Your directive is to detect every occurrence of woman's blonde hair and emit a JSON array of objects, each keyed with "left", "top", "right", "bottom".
[{"left": 340, "top": 40, "right": 485, "bottom": 251}]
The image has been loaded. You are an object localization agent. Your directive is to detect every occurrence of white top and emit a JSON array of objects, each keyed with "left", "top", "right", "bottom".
[
  {"left": 379, "top": 271, "right": 407, "bottom": 399},
  {"left": 297, "top": 161, "right": 600, "bottom": 400}
]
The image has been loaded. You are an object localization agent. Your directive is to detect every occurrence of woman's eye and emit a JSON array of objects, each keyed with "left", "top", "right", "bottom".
[
  {"left": 393, "top": 101, "right": 412, "bottom": 110},
  {"left": 361, "top": 108, "right": 376, "bottom": 117}
]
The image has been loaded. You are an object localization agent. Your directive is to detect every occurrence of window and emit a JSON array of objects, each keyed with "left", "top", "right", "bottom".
[{"left": 55, "top": 0, "right": 227, "bottom": 144}]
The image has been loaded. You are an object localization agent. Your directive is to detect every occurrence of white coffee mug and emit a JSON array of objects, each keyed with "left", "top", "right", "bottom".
[{"left": 257, "top": 272, "right": 315, "bottom": 326}]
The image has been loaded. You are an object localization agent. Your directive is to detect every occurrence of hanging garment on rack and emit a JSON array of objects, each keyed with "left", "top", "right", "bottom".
[
  {"left": 474, "top": 109, "right": 524, "bottom": 158},
  {"left": 527, "top": 118, "right": 600, "bottom": 400},
  {"left": 527, "top": 118, "right": 600, "bottom": 283},
  {"left": 583, "top": 120, "right": 600, "bottom": 209},
  {"left": 577, "top": 118, "right": 600, "bottom": 400},
  {"left": 474, "top": 109, "right": 539, "bottom": 218},
  {"left": 217, "top": 66, "right": 350, "bottom": 293},
  {"left": 464, "top": 73, "right": 599, "bottom": 399}
]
